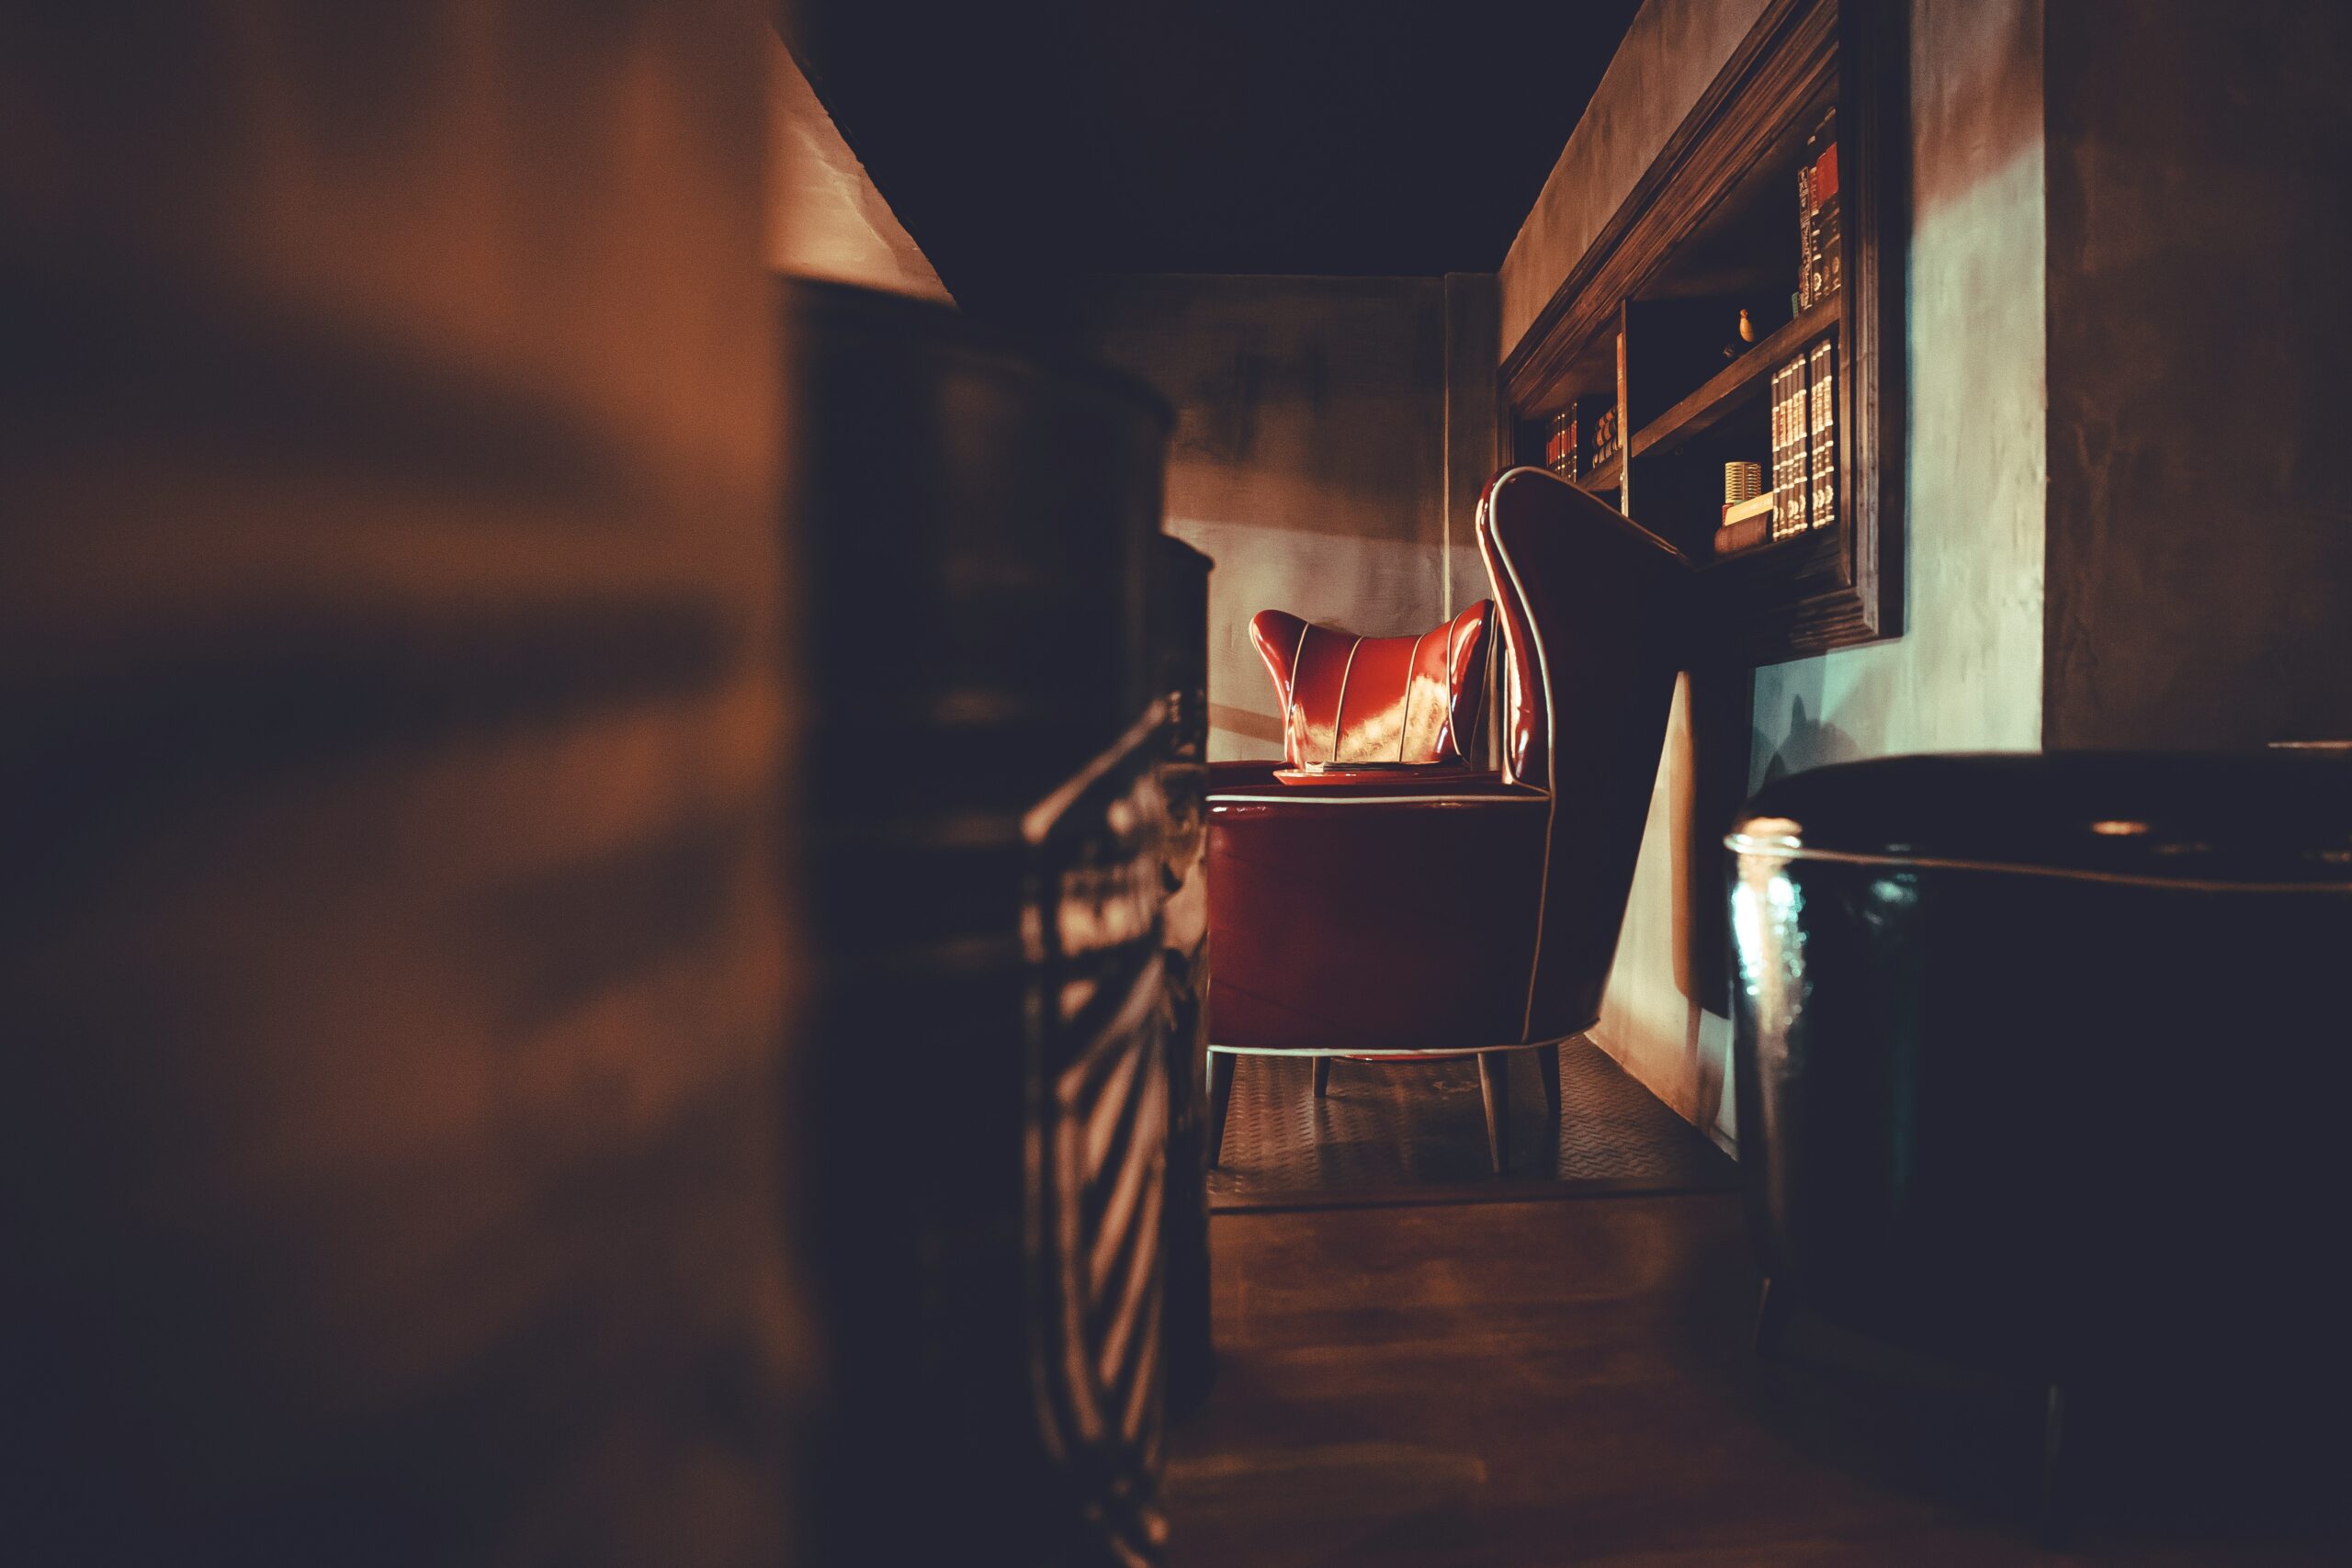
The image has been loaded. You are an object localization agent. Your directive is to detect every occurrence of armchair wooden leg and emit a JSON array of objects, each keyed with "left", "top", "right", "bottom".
[
  {"left": 1312, "top": 1056, "right": 1330, "bottom": 1099},
  {"left": 1206, "top": 1050, "right": 1235, "bottom": 1168},
  {"left": 1476, "top": 1053, "right": 1510, "bottom": 1175},
  {"left": 1536, "top": 1042, "right": 1562, "bottom": 1120},
  {"left": 1752, "top": 1275, "right": 1792, "bottom": 1359},
  {"left": 2037, "top": 1382, "right": 2073, "bottom": 1546}
]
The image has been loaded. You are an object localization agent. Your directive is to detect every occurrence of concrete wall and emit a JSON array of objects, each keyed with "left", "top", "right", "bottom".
[
  {"left": 1073, "top": 276, "right": 1451, "bottom": 760},
  {"left": 1502, "top": 0, "right": 2049, "bottom": 1145},
  {"left": 767, "top": 39, "right": 952, "bottom": 301},
  {"left": 2041, "top": 0, "right": 2352, "bottom": 750},
  {"left": 1443, "top": 274, "right": 1503, "bottom": 625}
]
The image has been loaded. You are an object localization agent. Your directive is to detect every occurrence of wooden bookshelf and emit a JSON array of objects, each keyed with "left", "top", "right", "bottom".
[{"left": 1499, "top": 0, "right": 1904, "bottom": 665}]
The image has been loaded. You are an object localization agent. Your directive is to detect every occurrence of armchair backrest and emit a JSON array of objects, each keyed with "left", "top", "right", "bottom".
[
  {"left": 1250, "top": 601, "right": 1493, "bottom": 767},
  {"left": 1476, "top": 468, "right": 1690, "bottom": 1040}
]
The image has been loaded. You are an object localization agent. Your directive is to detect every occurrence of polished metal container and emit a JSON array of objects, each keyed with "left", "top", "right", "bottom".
[{"left": 1729, "top": 752, "right": 2352, "bottom": 1382}]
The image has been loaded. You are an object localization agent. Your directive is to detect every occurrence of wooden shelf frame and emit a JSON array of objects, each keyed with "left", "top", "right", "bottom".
[{"left": 1498, "top": 0, "right": 1905, "bottom": 665}]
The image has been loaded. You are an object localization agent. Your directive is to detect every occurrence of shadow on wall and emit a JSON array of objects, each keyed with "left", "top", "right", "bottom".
[{"left": 1755, "top": 676, "right": 1878, "bottom": 786}]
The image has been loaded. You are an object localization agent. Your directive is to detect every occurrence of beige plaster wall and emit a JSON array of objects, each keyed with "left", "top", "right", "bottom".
[
  {"left": 1074, "top": 276, "right": 1452, "bottom": 761},
  {"left": 1443, "top": 273, "right": 1503, "bottom": 627}
]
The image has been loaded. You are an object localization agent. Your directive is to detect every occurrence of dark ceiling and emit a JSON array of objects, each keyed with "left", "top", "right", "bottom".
[{"left": 786, "top": 0, "right": 1642, "bottom": 325}]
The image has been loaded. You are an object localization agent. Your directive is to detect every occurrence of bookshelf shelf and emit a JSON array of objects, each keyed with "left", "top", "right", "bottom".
[
  {"left": 1713, "top": 513, "right": 1815, "bottom": 558},
  {"left": 1498, "top": 0, "right": 1903, "bottom": 666},
  {"left": 1633, "top": 296, "right": 1839, "bottom": 465}
]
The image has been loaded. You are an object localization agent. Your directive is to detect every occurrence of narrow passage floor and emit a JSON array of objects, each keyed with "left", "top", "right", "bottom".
[{"left": 1170, "top": 1194, "right": 2344, "bottom": 1566}]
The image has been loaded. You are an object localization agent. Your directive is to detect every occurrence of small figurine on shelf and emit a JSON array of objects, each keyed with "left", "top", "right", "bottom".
[
  {"left": 1723, "top": 307, "right": 1761, "bottom": 361},
  {"left": 1724, "top": 461, "right": 1763, "bottom": 507}
]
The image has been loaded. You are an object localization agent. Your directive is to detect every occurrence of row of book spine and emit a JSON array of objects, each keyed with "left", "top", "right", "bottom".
[
  {"left": 1545, "top": 397, "right": 1622, "bottom": 482},
  {"left": 1767, "top": 340, "right": 1837, "bottom": 539},
  {"left": 1544, "top": 407, "right": 1577, "bottom": 477},
  {"left": 1798, "top": 112, "right": 1841, "bottom": 309}
]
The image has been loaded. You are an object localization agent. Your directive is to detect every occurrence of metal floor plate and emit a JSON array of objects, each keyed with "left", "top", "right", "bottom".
[{"left": 1206, "top": 1039, "right": 1736, "bottom": 1209}]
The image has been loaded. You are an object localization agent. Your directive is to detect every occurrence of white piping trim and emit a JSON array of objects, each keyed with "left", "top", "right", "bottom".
[
  {"left": 1283, "top": 620, "right": 1310, "bottom": 766},
  {"left": 1398, "top": 626, "right": 1432, "bottom": 762},
  {"left": 1494, "top": 466, "right": 1688, "bottom": 561},
  {"left": 1207, "top": 1032, "right": 1586, "bottom": 1058},
  {"left": 1330, "top": 635, "right": 1363, "bottom": 763},
  {"left": 1440, "top": 615, "right": 1462, "bottom": 760},
  {"left": 1487, "top": 491, "right": 1557, "bottom": 1043},
  {"left": 1209, "top": 791, "right": 1536, "bottom": 807},
  {"left": 1724, "top": 838, "right": 2352, "bottom": 893}
]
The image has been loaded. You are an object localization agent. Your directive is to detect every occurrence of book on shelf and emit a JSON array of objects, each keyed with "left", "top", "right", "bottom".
[
  {"left": 1715, "top": 511, "right": 1772, "bottom": 556},
  {"left": 1723, "top": 491, "right": 1774, "bottom": 527},
  {"left": 1797, "top": 159, "right": 1812, "bottom": 307},
  {"left": 1798, "top": 111, "right": 1841, "bottom": 309},
  {"left": 1770, "top": 354, "right": 1810, "bottom": 539},
  {"left": 1588, "top": 402, "right": 1619, "bottom": 472},
  {"left": 1545, "top": 406, "right": 1575, "bottom": 478},
  {"left": 1546, "top": 396, "right": 1615, "bottom": 480},
  {"left": 1807, "top": 340, "right": 1837, "bottom": 532}
]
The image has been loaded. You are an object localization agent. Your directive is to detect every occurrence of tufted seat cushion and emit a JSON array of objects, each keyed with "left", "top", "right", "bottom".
[{"left": 1248, "top": 601, "right": 1494, "bottom": 767}]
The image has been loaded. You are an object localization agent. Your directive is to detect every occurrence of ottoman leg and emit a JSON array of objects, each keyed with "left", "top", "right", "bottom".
[
  {"left": 1537, "top": 1042, "right": 1562, "bottom": 1120},
  {"left": 1477, "top": 1053, "right": 1510, "bottom": 1175},
  {"left": 2038, "top": 1382, "right": 2073, "bottom": 1545},
  {"left": 1206, "top": 1050, "right": 1235, "bottom": 1168},
  {"left": 1312, "top": 1056, "right": 1330, "bottom": 1099}
]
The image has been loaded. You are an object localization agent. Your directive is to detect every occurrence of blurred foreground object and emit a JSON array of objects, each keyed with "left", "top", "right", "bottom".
[
  {"left": 1730, "top": 752, "right": 2352, "bottom": 1523},
  {"left": 2, "top": 6, "right": 800, "bottom": 1562},
  {"left": 780, "top": 280, "right": 1174, "bottom": 1565}
]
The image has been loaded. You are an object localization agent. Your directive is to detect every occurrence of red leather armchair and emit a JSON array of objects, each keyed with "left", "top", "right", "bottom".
[{"left": 1205, "top": 468, "right": 1690, "bottom": 1173}]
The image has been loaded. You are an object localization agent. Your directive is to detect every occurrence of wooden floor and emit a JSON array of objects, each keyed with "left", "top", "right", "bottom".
[{"left": 1167, "top": 1194, "right": 2345, "bottom": 1566}]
